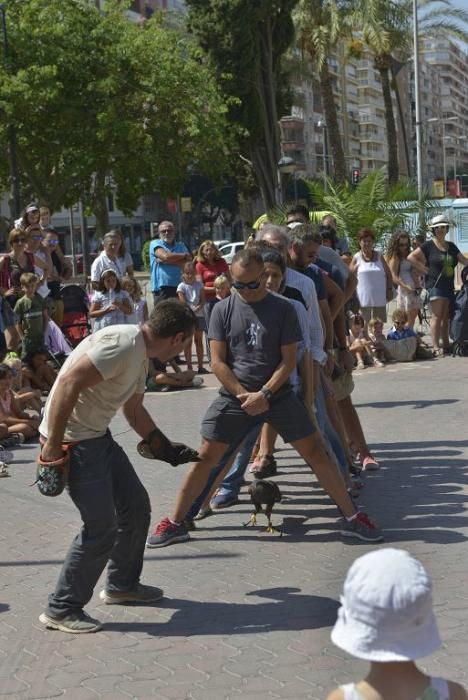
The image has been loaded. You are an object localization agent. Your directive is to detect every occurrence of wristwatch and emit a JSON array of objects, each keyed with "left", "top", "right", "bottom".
[{"left": 260, "top": 386, "right": 274, "bottom": 402}]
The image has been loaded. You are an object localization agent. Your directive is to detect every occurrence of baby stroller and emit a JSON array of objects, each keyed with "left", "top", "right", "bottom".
[
  {"left": 61, "top": 284, "right": 91, "bottom": 348},
  {"left": 450, "top": 267, "right": 468, "bottom": 357}
]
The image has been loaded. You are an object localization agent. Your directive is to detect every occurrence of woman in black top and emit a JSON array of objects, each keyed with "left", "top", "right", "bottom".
[{"left": 408, "top": 215, "right": 468, "bottom": 355}]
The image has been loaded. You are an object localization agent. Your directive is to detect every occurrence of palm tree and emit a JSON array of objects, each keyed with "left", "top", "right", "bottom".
[
  {"left": 349, "top": 0, "right": 468, "bottom": 186},
  {"left": 294, "top": 0, "right": 348, "bottom": 184},
  {"left": 305, "top": 167, "right": 439, "bottom": 250}
]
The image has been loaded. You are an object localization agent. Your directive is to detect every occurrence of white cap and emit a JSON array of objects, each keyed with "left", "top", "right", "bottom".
[
  {"left": 287, "top": 222, "right": 302, "bottom": 230},
  {"left": 192, "top": 376, "right": 204, "bottom": 387},
  {"left": 331, "top": 548, "right": 441, "bottom": 662},
  {"left": 428, "top": 214, "right": 450, "bottom": 228}
]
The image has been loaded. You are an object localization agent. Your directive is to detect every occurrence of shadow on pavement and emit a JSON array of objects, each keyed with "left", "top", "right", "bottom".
[
  {"left": 102, "top": 587, "right": 339, "bottom": 635},
  {"left": 0, "top": 553, "right": 241, "bottom": 568},
  {"left": 355, "top": 399, "right": 459, "bottom": 409},
  {"left": 0, "top": 603, "right": 9, "bottom": 614}
]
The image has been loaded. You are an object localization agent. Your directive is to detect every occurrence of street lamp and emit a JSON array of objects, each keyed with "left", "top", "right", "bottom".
[
  {"left": 426, "top": 116, "right": 458, "bottom": 195},
  {"left": 317, "top": 120, "right": 329, "bottom": 185},
  {"left": 277, "top": 156, "right": 297, "bottom": 204},
  {"left": 0, "top": 3, "right": 21, "bottom": 220},
  {"left": 413, "top": 0, "right": 424, "bottom": 202}
]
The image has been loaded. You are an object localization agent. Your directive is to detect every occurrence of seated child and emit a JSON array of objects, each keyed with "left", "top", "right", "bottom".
[
  {"left": 13, "top": 272, "right": 48, "bottom": 359},
  {"left": 368, "top": 318, "right": 394, "bottom": 364},
  {"left": 347, "top": 313, "right": 384, "bottom": 369},
  {"left": 327, "top": 548, "right": 467, "bottom": 700},
  {"left": 146, "top": 357, "right": 204, "bottom": 392},
  {"left": 0, "top": 364, "right": 40, "bottom": 441},
  {"left": 387, "top": 308, "right": 419, "bottom": 341},
  {"left": 22, "top": 350, "right": 57, "bottom": 394},
  {"left": 3, "top": 354, "right": 42, "bottom": 412}
]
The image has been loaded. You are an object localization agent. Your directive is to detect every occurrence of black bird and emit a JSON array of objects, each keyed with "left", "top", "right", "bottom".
[{"left": 245, "top": 480, "right": 282, "bottom": 534}]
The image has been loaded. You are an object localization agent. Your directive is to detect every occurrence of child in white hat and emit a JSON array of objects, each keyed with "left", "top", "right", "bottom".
[{"left": 327, "top": 548, "right": 467, "bottom": 700}]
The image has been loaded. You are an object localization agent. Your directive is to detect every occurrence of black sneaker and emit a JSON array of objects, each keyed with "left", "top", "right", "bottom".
[
  {"left": 197, "top": 367, "right": 210, "bottom": 375},
  {"left": 146, "top": 517, "right": 190, "bottom": 548},
  {"left": 254, "top": 456, "right": 277, "bottom": 480},
  {"left": 99, "top": 583, "right": 164, "bottom": 605},
  {"left": 39, "top": 610, "right": 102, "bottom": 634}
]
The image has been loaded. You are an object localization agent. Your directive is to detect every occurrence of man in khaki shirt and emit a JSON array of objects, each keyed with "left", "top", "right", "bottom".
[{"left": 38, "top": 300, "right": 196, "bottom": 634}]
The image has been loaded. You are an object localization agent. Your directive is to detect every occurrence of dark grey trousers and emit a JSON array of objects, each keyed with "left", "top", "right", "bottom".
[{"left": 47, "top": 432, "right": 151, "bottom": 618}]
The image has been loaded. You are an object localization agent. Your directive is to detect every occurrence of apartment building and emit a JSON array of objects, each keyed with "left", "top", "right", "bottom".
[{"left": 419, "top": 38, "right": 468, "bottom": 189}]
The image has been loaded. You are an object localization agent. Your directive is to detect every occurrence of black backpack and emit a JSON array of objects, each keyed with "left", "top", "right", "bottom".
[{"left": 451, "top": 268, "right": 468, "bottom": 356}]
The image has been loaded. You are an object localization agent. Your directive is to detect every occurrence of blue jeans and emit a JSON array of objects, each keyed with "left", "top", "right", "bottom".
[
  {"left": 186, "top": 424, "right": 262, "bottom": 520},
  {"left": 315, "top": 378, "right": 348, "bottom": 478},
  {"left": 47, "top": 433, "right": 151, "bottom": 617}
]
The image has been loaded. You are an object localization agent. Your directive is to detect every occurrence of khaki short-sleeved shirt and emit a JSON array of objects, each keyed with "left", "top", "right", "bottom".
[{"left": 40, "top": 325, "right": 148, "bottom": 442}]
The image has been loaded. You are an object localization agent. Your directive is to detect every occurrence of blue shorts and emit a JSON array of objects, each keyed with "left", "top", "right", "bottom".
[{"left": 428, "top": 287, "right": 453, "bottom": 302}]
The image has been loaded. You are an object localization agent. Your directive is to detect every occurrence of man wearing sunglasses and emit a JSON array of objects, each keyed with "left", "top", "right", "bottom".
[{"left": 148, "top": 248, "right": 383, "bottom": 547}]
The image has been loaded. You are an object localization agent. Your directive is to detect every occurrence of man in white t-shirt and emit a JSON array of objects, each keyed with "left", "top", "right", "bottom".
[{"left": 38, "top": 300, "right": 197, "bottom": 634}]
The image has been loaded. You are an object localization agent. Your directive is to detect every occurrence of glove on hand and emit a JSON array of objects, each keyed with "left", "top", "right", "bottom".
[{"left": 137, "top": 427, "right": 200, "bottom": 466}]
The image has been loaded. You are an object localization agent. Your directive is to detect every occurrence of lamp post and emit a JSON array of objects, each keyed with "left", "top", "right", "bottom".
[
  {"left": 426, "top": 115, "right": 457, "bottom": 195},
  {"left": 413, "top": 0, "right": 424, "bottom": 203},
  {"left": 0, "top": 3, "right": 21, "bottom": 220},
  {"left": 277, "top": 156, "right": 297, "bottom": 204},
  {"left": 317, "top": 120, "right": 329, "bottom": 189}
]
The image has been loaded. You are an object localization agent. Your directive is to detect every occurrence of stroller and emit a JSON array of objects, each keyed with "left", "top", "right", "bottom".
[
  {"left": 61, "top": 284, "right": 91, "bottom": 348},
  {"left": 450, "top": 267, "right": 468, "bottom": 357}
]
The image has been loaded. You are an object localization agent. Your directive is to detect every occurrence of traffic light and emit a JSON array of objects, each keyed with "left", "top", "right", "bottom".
[{"left": 352, "top": 168, "right": 361, "bottom": 185}]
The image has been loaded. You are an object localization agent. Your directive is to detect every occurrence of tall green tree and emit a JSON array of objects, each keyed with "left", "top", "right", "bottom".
[
  {"left": 294, "top": 0, "right": 348, "bottom": 185},
  {"left": 0, "top": 0, "right": 230, "bottom": 230},
  {"left": 349, "top": 0, "right": 468, "bottom": 186},
  {"left": 185, "top": 0, "right": 298, "bottom": 210}
]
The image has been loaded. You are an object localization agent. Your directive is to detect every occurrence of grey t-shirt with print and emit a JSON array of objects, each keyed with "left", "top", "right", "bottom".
[{"left": 208, "top": 291, "right": 302, "bottom": 392}]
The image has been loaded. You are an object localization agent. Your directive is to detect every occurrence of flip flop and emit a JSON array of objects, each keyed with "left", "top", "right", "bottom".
[{"left": 361, "top": 456, "right": 380, "bottom": 471}]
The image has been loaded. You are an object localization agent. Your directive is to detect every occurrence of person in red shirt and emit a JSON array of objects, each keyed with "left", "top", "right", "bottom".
[{"left": 195, "top": 241, "right": 231, "bottom": 363}]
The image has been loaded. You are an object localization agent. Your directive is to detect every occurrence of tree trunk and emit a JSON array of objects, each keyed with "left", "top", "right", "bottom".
[
  {"left": 93, "top": 184, "right": 110, "bottom": 237},
  {"left": 378, "top": 62, "right": 399, "bottom": 185},
  {"left": 319, "top": 60, "right": 347, "bottom": 185}
]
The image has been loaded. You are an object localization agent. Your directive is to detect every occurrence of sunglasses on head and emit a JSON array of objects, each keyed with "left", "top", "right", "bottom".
[{"left": 232, "top": 278, "right": 262, "bottom": 290}]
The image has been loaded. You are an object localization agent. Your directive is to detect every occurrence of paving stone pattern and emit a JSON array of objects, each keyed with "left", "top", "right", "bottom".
[{"left": 1, "top": 358, "right": 467, "bottom": 699}]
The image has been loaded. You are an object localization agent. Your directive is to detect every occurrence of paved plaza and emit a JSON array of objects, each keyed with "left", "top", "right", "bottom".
[{"left": 1, "top": 358, "right": 468, "bottom": 699}]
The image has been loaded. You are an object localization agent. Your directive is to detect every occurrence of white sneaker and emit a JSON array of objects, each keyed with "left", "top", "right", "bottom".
[
  {"left": 0, "top": 463, "right": 10, "bottom": 478},
  {"left": 192, "top": 376, "right": 204, "bottom": 387}
]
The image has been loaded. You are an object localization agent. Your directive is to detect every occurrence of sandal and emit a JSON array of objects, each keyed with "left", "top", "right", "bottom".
[{"left": 361, "top": 455, "right": 380, "bottom": 471}]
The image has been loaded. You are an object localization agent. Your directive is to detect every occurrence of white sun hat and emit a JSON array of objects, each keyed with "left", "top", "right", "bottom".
[
  {"left": 428, "top": 214, "right": 451, "bottom": 228},
  {"left": 331, "top": 548, "right": 442, "bottom": 662}
]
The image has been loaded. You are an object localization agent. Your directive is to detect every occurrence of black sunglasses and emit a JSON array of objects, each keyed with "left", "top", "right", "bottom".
[{"left": 232, "top": 277, "right": 262, "bottom": 290}]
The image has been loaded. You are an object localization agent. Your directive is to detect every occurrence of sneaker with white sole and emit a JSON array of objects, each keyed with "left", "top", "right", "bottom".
[
  {"left": 39, "top": 610, "right": 102, "bottom": 633},
  {"left": 340, "top": 511, "right": 383, "bottom": 543},
  {"left": 99, "top": 583, "right": 164, "bottom": 605},
  {"left": 193, "top": 506, "right": 213, "bottom": 520},
  {"left": 146, "top": 517, "right": 190, "bottom": 548},
  {"left": 0, "top": 448, "right": 14, "bottom": 464}
]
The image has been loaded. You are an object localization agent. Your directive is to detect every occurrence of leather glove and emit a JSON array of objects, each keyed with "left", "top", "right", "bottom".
[
  {"left": 137, "top": 427, "right": 200, "bottom": 466},
  {"left": 36, "top": 447, "right": 71, "bottom": 497}
]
